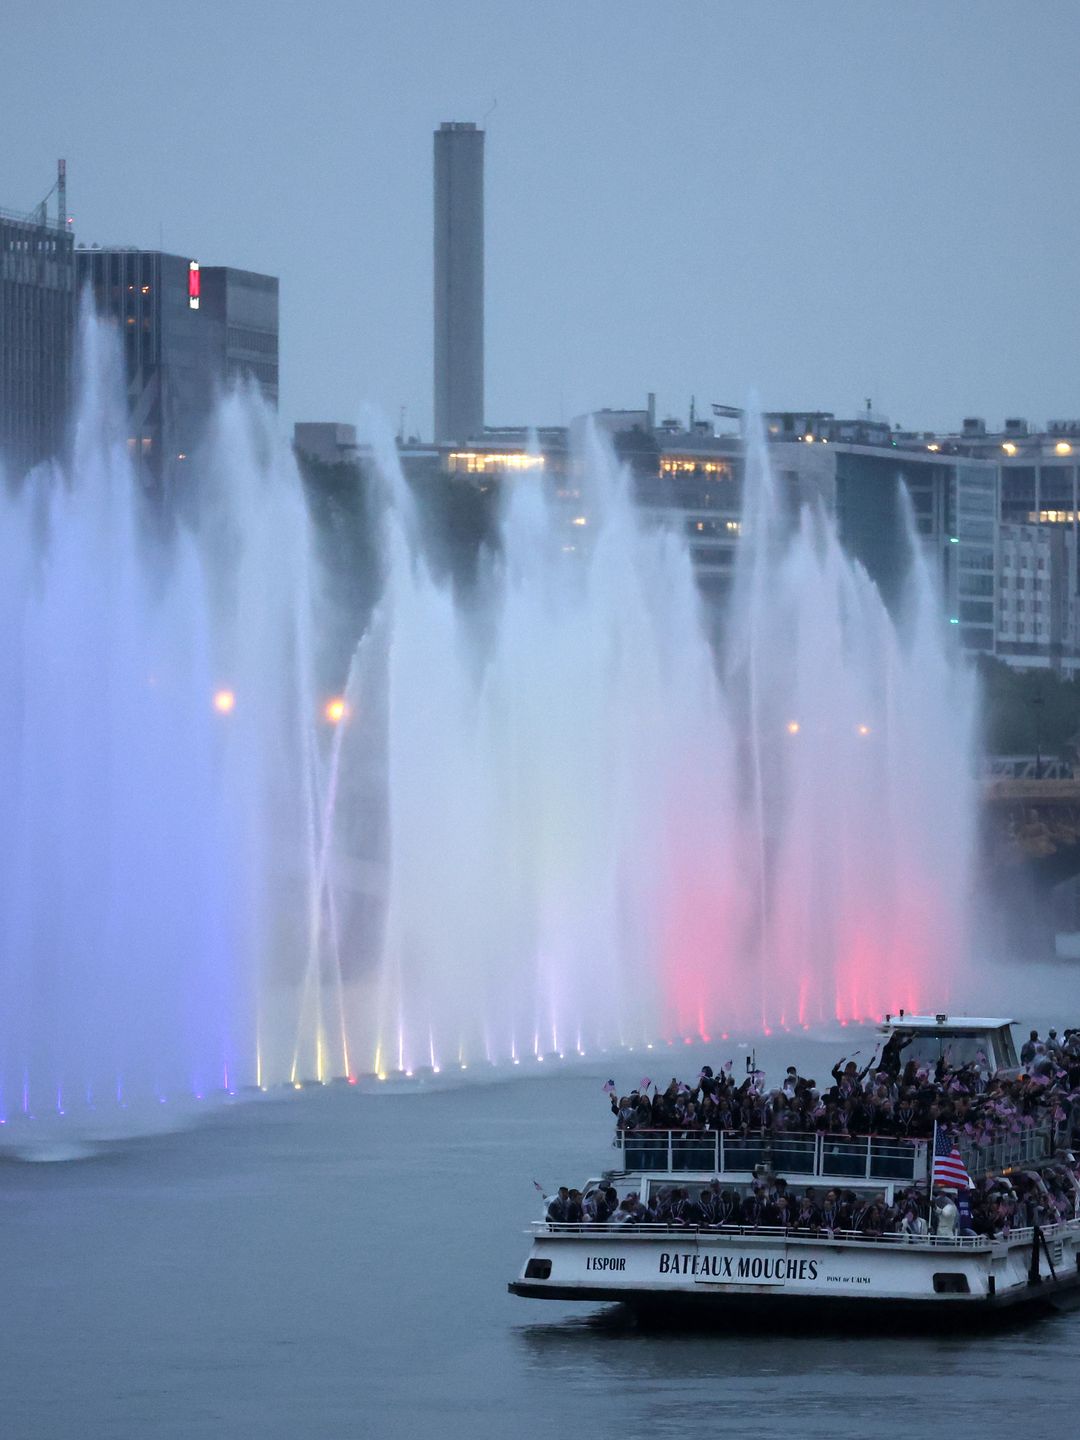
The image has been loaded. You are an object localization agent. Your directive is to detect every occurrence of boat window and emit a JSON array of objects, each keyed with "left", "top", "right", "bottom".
[
  {"left": 932, "top": 1273, "right": 970, "bottom": 1294},
  {"left": 525, "top": 1258, "right": 552, "bottom": 1280},
  {"left": 893, "top": 1031, "right": 988, "bottom": 1070},
  {"left": 995, "top": 1028, "right": 1019, "bottom": 1068}
]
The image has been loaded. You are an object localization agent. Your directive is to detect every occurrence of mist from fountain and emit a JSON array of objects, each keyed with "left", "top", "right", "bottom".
[
  {"left": 0, "top": 318, "right": 978, "bottom": 1109},
  {"left": 349, "top": 417, "right": 977, "bottom": 1075},
  {"left": 0, "top": 317, "right": 342, "bottom": 1116}
]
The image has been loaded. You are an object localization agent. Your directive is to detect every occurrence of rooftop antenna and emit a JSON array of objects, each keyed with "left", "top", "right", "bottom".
[
  {"left": 865, "top": 397, "right": 873, "bottom": 415},
  {"left": 34, "top": 165, "right": 62, "bottom": 228},
  {"left": 690, "top": 394, "right": 696, "bottom": 427},
  {"left": 57, "top": 160, "right": 67, "bottom": 230},
  {"left": 481, "top": 97, "right": 497, "bottom": 127},
  {"left": 397, "top": 406, "right": 406, "bottom": 444}
]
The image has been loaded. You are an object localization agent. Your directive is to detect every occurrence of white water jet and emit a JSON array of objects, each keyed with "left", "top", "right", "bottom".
[
  {"left": 0, "top": 317, "right": 343, "bottom": 1114},
  {"left": 0, "top": 322, "right": 979, "bottom": 1107},
  {"left": 347, "top": 416, "right": 977, "bottom": 1074}
]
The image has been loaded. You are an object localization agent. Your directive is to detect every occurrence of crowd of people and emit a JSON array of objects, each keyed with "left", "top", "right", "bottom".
[
  {"left": 534, "top": 1026, "right": 1080, "bottom": 1239},
  {"left": 605, "top": 1025, "right": 1080, "bottom": 1153},
  {"left": 543, "top": 1161, "right": 1080, "bottom": 1239}
]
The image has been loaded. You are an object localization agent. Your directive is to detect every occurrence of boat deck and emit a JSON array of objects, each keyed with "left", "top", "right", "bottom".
[{"left": 613, "top": 1121, "right": 1064, "bottom": 1184}]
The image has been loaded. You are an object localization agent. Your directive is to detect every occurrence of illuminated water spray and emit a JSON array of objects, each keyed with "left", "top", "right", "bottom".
[
  {"left": 0, "top": 316, "right": 345, "bottom": 1108},
  {"left": 342, "top": 418, "right": 976, "bottom": 1071},
  {"left": 0, "top": 316, "right": 976, "bottom": 1105}
]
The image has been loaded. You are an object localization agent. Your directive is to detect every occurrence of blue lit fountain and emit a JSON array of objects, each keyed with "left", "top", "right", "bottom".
[{"left": 0, "top": 317, "right": 340, "bottom": 1128}]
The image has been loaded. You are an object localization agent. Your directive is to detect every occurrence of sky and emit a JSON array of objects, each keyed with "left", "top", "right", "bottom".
[{"left": 5, "top": 0, "right": 1079, "bottom": 440}]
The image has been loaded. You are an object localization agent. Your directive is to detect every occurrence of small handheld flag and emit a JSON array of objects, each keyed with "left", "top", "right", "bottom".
[
  {"left": 602, "top": 1079, "right": 616, "bottom": 1094},
  {"left": 640, "top": 1076, "right": 652, "bottom": 1090}
]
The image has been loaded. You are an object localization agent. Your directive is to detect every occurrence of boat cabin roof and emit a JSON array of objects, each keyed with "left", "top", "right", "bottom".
[{"left": 878, "top": 1015, "right": 1014, "bottom": 1033}]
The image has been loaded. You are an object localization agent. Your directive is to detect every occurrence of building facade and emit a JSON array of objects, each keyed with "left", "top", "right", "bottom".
[
  {"left": 76, "top": 248, "right": 278, "bottom": 489},
  {"left": 0, "top": 201, "right": 75, "bottom": 476},
  {"left": 200, "top": 266, "right": 279, "bottom": 408},
  {"left": 433, "top": 121, "right": 484, "bottom": 445}
]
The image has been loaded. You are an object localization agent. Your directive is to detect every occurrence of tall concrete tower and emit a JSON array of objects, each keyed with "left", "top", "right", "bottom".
[{"left": 433, "top": 121, "right": 484, "bottom": 444}]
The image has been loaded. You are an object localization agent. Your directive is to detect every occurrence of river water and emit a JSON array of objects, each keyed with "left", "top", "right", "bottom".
[{"left": 2, "top": 1040, "right": 1078, "bottom": 1439}]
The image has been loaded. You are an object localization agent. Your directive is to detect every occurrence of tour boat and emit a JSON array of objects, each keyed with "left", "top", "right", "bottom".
[{"left": 508, "top": 1015, "right": 1080, "bottom": 1323}]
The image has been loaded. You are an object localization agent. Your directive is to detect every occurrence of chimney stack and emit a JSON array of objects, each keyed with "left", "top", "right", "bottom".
[{"left": 433, "top": 122, "right": 484, "bottom": 444}]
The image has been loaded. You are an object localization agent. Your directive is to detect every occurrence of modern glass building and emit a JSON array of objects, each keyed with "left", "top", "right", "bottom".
[
  {"left": 200, "top": 266, "right": 279, "bottom": 407},
  {"left": 0, "top": 203, "right": 75, "bottom": 476},
  {"left": 76, "top": 249, "right": 278, "bottom": 491}
]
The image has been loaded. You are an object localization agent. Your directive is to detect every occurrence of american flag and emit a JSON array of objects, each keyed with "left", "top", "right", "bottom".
[{"left": 932, "top": 1126, "right": 973, "bottom": 1190}]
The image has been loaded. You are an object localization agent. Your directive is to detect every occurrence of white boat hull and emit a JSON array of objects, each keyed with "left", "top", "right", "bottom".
[{"left": 509, "top": 1222, "right": 1080, "bottom": 1322}]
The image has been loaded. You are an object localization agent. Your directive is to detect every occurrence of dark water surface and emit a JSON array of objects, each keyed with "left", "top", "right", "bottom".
[{"left": 2, "top": 1071, "right": 1077, "bottom": 1439}]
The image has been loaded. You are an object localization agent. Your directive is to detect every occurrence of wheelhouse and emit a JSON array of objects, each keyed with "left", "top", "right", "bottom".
[{"left": 877, "top": 1013, "right": 1019, "bottom": 1072}]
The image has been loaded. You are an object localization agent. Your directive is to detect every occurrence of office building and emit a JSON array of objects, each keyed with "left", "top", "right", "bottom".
[
  {"left": 0, "top": 172, "right": 75, "bottom": 476},
  {"left": 200, "top": 266, "right": 279, "bottom": 407},
  {"left": 433, "top": 121, "right": 484, "bottom": 444},
  {"left": 76, "top": 248, "right": 278, "bottom": 489}
]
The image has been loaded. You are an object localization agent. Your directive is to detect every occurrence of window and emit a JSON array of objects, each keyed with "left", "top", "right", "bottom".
[{"left": 933, "top": 1273, "right": 971, "bottom": 1294}]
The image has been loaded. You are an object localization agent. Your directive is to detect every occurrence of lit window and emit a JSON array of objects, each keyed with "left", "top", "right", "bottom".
[{"left": 447, "top": 451, "right": 544, "bottom": 474}]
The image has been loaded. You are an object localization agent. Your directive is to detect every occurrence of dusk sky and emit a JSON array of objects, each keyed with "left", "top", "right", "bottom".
[{"left": 6, "top": 0, "right": 1078, "bottom": 439}]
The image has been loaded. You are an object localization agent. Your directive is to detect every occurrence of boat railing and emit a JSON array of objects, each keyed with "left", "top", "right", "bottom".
[
  {"left": 536, "top": 1220, "right": 989, "bottom": 1247},
  {"left": 614, "top": 1129, "right": 929, "bottom": 1183},
  {"left": 534, "top": 1218, "right": 1080, "bottom": 1249},
  {"left": 956, "top": 1121, "right": 1064, "bottom": 1179}
]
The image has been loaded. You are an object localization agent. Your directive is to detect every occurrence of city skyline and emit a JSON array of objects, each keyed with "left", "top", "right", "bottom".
[{"left": 5, "top": 1, "right": 1080, "bottom": 441}]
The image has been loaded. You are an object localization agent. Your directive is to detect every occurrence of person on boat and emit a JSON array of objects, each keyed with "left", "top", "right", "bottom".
[
  {"left": 899, "top": 1199, "right": 929, "bottom": 1239},
  {"left": 793, "top": 1191, "right": 820, "bottom": 1232},
  {"left": 955, "top": 1187, "right": 976, "bottom": 1235},
  {"left": 704, "top": 1180, "right": 738, "bottom": 1226},
  {"left": 739, "top": 1183, "right": 767, "bottom": 1226},
  {"left": 858, "top": 1199, "right": 886, "bottom": 1239},
  {"left": 879, "top": 1029, "right": 914, "bottom": 1077},
  {"left": 932, "top": 1191, "right": 959, "bottom": 1238},
  {"left": 1021, "top": 1030, "right": 1040, "bottom": 1065},
  {"left": 610, "top": 1197, "right": 636, "bottom": 1224},
  {"left": 819, "top": 1189, "right": 841, "bottom": 1234},
  {"left": 545, "top": 1187, "right": 570, "bottom": 1223},
  {"left": 581, "top": 1186, "right": 605, "bottom": 1222}
]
